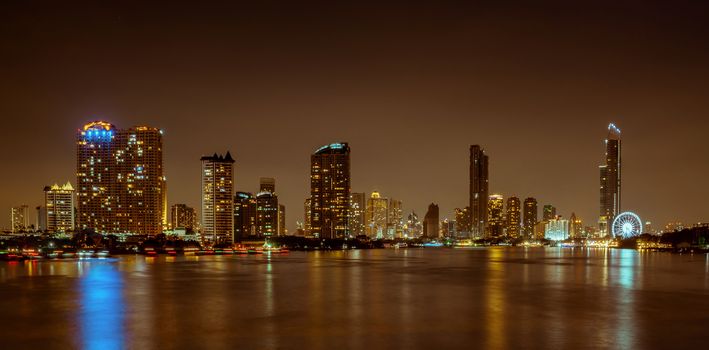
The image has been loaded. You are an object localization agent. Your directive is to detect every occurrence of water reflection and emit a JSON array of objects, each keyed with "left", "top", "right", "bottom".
[{"left": 79, "top": 262, "right": 125, "bottom": 350}]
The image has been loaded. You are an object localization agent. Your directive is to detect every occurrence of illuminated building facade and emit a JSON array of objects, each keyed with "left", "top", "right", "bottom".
[
  {"left": 542, "top": 205, "right": 556, "bottom": 221},
  {"left": 11, "top": 205, "right": 29, "bottom": 233},
  {"left": 310, "top": 142, "right": 351, "bottom": 239},
  {"left": 487, "top": 195, "right": 504, "bottom": 238},
  {"left": 76, "top": 121, "right": 166, "bottom": 235},
  {"left": 423, "top": 203, "right": 439, "bottom": 239},
  {"left": 506, "top": 196, "right": 521, "bottom": 239},
  {"left": 259, "top": 177, "right": 276, "bottom": 193},
  {"left": 455, "top": 207, "right": 472, "bottom": 236},
  {"left": 545, "top": 217, "right": 569, "bottom": 241},
  {"left": 303, "top": 198, "right": 312, "bottom": 235},
  {"left": 278, "top": 204, "right": 286, "bottom": 235},
  {"left": 44, "top": 182, "right": 75, "bottom": 232},
  {"left": 171, "top": 204, "right": 196, "bottom": 231},
  {"left": 600, "top": 123, "right": 622, "bottom": 234},
  {"left": 469, "top": 145, "right": 489, "bottom": 238},
  {"left": 201, "top": 152, "right": 234, "bottom": 244},
  {"left": 366, "top": 191, "right": 388, "bottom": 238},
  {"left": 569, "top": 212, "right": 583, "bottom": 238},
  {"left": 388, "top": 199, "right": 403, "bottom": 238},
  {"left": 523, "top": 197, "right": 537, "bottom": 238},
  {"left": 234, "top": 192, "right": 257, "bottom": 240},
  {"left": 349, "top": 192, "right": 366, "bottom": 236},
  {"left": 405, "top": 211, "right": 422, "bottom": 238},
  {"left": 256, "top": 191, "right": 278, "bottom": 237}
]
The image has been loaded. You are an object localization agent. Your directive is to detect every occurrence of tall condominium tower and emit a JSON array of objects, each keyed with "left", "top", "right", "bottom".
[
  {"left": 201, "top": 152, "right": 234, "bottom": 244},
  {"left": 44, "top": 182, "right": 75, "bottom": 232},
  {"left": 76, "top": 121, "right": 166, "bottom": 235},
  {"left": 506, "top": 196, "right": 521, "bottom": 239},
  {"left": 454, "top": 207, "right": 472, "bottom": 235},
  {"left": 303, "top": 198, "right": 312, "bottom": 235},
  {"left": 388, "top": 198, "right": 403, "bottom": 238},
  {"left": 487, "top": 194, "right": 504, "bottom": 238},
  {"left": 469, "top": 145, "right": 489, "bottom": 238},
  {"left": 11, "top": 205, "right": 29, "bottom": 233},
  {"left": 599, "top": 123, "right": 622, "bottom": 233},
  {"left": 256, "top": 191, "right": 278, "bottom": 238},
  {"left": 310, "top": 142, "right": 351, "bottom": 239},
  {"left": 423, "top": 203, "right": 440, "bottom": 239},
  {"left": 234, "top": 192, "right": 257, "bottom": 240},
  {"left": 523, "top": 197, "right": 538, "bottom": 238},
  {"left": 349, "top": 192, "right": 366, "bottom": 236},
  {"left": 278, "top": 204, "right": 286, "bottom": 236},
  {"left": 171, "top": 204, "right": 197, "bottom": 231},
  {"left": 366, "top": 191, "right": 388, "bottom": 238},
  {"left": 259, "top": 177, "right": 276, "bottom": 193},
  {"left": 542, "top": 205, "right": 556, "bottom": 221}
]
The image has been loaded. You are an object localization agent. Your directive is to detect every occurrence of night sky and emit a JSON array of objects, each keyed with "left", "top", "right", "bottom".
[{"left": 1, "top": 0, "right": 708, "bottom": 231}]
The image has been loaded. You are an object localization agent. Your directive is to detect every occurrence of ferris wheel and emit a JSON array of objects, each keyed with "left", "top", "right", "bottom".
[{"left": 612, "top": 212, "right": 643, "bottom": 238}]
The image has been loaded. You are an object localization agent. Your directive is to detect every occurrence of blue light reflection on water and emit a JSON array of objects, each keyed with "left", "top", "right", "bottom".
[{"left": 79, "top": 262, "right": 125, "bottom": 350}]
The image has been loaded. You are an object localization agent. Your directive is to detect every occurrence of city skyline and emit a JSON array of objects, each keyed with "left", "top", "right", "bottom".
[{"left": 2, "top": 2, "right": 709, "bottom": 231}]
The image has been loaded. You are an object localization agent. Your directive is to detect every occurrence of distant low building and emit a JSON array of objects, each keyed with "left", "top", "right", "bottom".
[{"left": 545, "top": 217, "right": 569, "bottom": 241}]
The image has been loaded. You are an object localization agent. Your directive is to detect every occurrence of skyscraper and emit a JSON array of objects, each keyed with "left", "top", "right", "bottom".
[
  {"left": 543, "top": 205, "right": 556, "bottom": 221},
  {"left": 259, "top": 177, "right": 276, "bottom": 193},
  {"left": 44, "top": 182, "right": 75, "bottom": 233},
  {"left": 388, "top": 198, "right": 403, "bottom": 238},
  {"left": 278, "top": 204, "right": 286, "bottom": 236},
  {"left": 76, "top": 121, "right": 166, "bottom": 235},
  {"left": 487, "top": 194, "right": 504, "bottom": 238},
  {"left": 303, "top": 198, "right": 312, "bottom": 236},
  {"left": 569, "top": 212, "right": 583, "bottom": 238},
  {"left": 523, "top": 197, "right": 537, "bottom": 238},
  {"left": 234, "top": 192, "right": 257, "bottom": 240},
  {"left": 310, "top": 142, "right": 351, "bottom": 239},
  {"left": 11, "top": 205, "right": 29, "bottom": 233},
  {"left": 171, "top": 204, "right": 197, "bottom": 231},
  {"left": 470, "top": 145, "right": 489, "bottom": 239},
  {"left": 545, "top": 217, "right": 570, "bottom": 241},
  {"left": 423, "top": 203, "right": 439, "bottom": 239},
  {"left": 506, "top": 196, "right": 521, "bottom": 239},
  {"left": 405, "top": 211, "right": 422, "bottom": 238},
  {"left": 600, "top": 123, "right": 622, "bottom": 234},
  {"left": 256, "top": 191, "right": 278, "bottom": 237},
  {"left": 366, "top": 191, "right": 388, "bottom": 238},
  {"left": 349, "top": 192, "right": 366, "bottom": 236},
  {"left": 201, "top": 152, "right": 234, "bottom": 244},
  {"left": 455, "top": 207, "right": 472, "bottom": 236}
]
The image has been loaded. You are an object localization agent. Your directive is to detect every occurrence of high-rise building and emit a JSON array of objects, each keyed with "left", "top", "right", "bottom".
[
  {"left": 423, "top": 203, "right": 439, "bottom": 239},
  {"left": 523, "top": 197, "right": 538, "bottom": 238},
  {"left": 201, "top": 152, "right": 234, "bottom": 244},
  {"left": 256, "top": 191, "right": 278, "bottom": 237},
  {"left": 545, "top": 217, "right": 569, "bottom": 241},
  {"left": 349, "top": 192, "right": 366, "bottom": 236},
  {"left": 11, "top": 205, "right": 29, "bottom": 233},
  {"left": 487, "top": 195, "right": 504, "bottom": 238},
  {"left": 278, "top": 204, "right": 286, "bottom": 236},
  {"left": 44, "top": 182, "right": 75, "bottom": 233},
  {"left": 455, "top": 207, "right": 472, "bottom": 236},
  {"left": 234, "top": 192, "right": 257, "bottom": 240},
  {"left": 303, "top": 198, "right": 312, "bottom": 235},
  {"left": 543, "top": 205, "right": 556, "bottom": 221},
  {"left": 76, "top": 121, "right": 166, "bottom": 235},
  {"left": 600, "top": 123, "right": 622, "bottom": 234},
  {"left": 366, "top": 191, "right": 389, "bottom": 238},
  {"left": 506, "top": 196, "right": 521, "bottom": 239},
  {"left": 171, "top": 204, "right": 197, "bottom": 231},
  {"left": 36, "top": 206, "right": 47, "bottom": 232},
  {"left": 259, "top": 177, "right": 276, "bottom": 193},
  {"left": 388, "top": 199, "right": 403, "bottom": 238},
  {"left": 310, "top": 142, "right": 351, "bottom": 239},
  {"left": 569, "top": 212, "right": 583, "bottom": 238},
  {"left": 405, "top": 211, "right": 422, "bottom": 238},
  {"left": 469, "top": 145, "right": 489, "bottom": 238}
]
